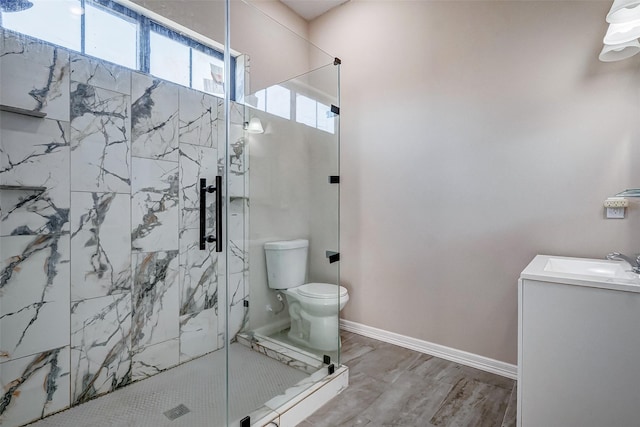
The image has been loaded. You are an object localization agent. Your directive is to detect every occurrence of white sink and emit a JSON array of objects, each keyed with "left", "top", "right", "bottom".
[
  {"left": 521, "top": 255, "right": 640, "bottom": 293},
  {"left": 543, "top": 257, "right": 633, "bottom": 279}
]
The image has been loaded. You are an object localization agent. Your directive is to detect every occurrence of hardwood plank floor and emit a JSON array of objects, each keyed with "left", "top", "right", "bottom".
[{"left": 301, "top": 331, "right": 516, "bottom": 427}]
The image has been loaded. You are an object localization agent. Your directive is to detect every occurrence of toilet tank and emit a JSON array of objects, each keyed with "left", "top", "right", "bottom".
[{"left": 264, "top": 239, "right": 309, "bottom": 289}]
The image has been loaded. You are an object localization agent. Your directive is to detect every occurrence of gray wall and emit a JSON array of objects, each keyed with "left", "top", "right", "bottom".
[{"left": 309, "top": 0, "right": 640, "bottom": 364}]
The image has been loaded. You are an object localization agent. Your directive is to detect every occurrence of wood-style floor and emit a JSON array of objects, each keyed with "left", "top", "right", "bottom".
[{"left": 301, "top": 331, "right": 517, "bottom": 427}]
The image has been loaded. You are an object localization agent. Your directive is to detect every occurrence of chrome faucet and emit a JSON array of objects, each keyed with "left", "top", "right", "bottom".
[{"left": 606, "top": 252, "right": 640, "bottom": 274}]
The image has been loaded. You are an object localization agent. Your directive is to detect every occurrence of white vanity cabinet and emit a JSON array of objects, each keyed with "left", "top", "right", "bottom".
[{"left": 518, "top": 255, "right": 640, "bottom": 427}]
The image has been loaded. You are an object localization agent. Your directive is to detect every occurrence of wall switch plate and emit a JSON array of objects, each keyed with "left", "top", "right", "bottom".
[{"left": 606, "top": 207, "right": 625, "bottom": 219}]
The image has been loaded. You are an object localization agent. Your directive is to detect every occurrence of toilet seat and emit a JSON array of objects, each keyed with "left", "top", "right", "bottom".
[{"left": 297, "top": 283, "right": 348, "bottom": 299}]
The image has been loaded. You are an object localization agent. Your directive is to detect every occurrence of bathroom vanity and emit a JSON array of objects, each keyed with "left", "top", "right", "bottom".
[{"left": 518, "top": 255, "right": 640, "bottom": 427}]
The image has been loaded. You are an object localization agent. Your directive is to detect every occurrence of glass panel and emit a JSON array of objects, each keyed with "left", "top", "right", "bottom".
[
  {"left": 149, "top": 30, "right": 190, "bottom": 86},
  {"left": 192, "top": 49, "right": 224, "bottom": 96},
  {"left": 317, "top": 102, "right": 336, "bottom": 134},
  {"left": 253, "top": 88, "right": 266, "bottom": 111},
  {"left": 84, "top": 2, "right": 138, "bottom": 68},
  {"left": 1, "top": 0, "right": 228, "bottom": 426},
  {"left": 227, "top": 0, "right": 341, "bottom": 424},
  {"left": 266, "top": 84, "right": 291, "bottom": 119},
  {"left": 0, "top": 0, "right": 81, "bottom": 51},
  {"left": 296, "top": 93, "right": 316, "bottom": 127}
]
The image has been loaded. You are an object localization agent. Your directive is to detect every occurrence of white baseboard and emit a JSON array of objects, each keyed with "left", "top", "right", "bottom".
[{"left": 340, "top": 319, "right": 517, "bottom": 380}]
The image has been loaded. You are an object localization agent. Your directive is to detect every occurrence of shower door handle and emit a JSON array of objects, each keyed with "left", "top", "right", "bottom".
[{"left": 199, "top": 176, "right": 222, "bottom": 252}]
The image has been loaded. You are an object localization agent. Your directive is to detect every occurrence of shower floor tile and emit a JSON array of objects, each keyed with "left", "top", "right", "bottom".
[{"left": 28, "top": 343, "right": 307, "bottom": 427}]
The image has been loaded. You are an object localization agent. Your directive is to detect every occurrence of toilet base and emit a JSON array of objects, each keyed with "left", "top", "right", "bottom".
[{"left": 287, "top": 310, "right": 341, "bottom": 351}]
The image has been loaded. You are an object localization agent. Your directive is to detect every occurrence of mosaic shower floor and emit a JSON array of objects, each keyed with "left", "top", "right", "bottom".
[{"left": 27, "top": 344, "right": 307, "bottom": 427}]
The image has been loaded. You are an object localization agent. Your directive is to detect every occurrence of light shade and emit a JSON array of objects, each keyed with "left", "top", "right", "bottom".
[
  {"left": 599, "top": 39, "right": 640, "bottom": 61},
  {"left": 244, "top": 117, "right": 264, "bottom": 134},
  {"left": 603, "top": 20, "right": 640, "bottom": 44},
  {"left": 607, "top": 0, "right": 640, "bottom": 23}
]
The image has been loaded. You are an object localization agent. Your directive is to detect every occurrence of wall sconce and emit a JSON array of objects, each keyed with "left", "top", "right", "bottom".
[
  {"left": 244, "top": 117, "right": 264, "bottom": 134},
  {"left": 607, "top": 0, "right": 640, "bottom": 23},
  {"left": 599, "top": 39, "right": 640, "bottom": 61},
  {"left": 600, "top": 0, "right": 640, "bottom": 61}
]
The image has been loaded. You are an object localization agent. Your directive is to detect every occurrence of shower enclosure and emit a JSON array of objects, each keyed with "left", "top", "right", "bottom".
[{"left": 0, "top": 1, "right": 344, "bottom": 426}]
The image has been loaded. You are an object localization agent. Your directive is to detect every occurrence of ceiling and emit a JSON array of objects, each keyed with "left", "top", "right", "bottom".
[{"left": 280, "top": 0, "right": 349, "bottom": 21}]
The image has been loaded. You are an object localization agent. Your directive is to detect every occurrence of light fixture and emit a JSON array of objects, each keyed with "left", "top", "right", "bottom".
[
  {"left": 603, "top": 19, "right": 640, "bottom": 44},
  {"left": 69, "top": 5, "right": 84, "bottom": 16},
  {"left": 600, "top": 0, "right": 640, "bottom": 62},
  {"left": 607, "top": 0, "right": 640, "bottom": 23},
  {"left": 599, "top": 39, "right": 640, "bottom": 61},
  {"left": 243, "top": 117, "right": 264, "bottom": 134},
  {"left": 0, "top": 0, "right": 33, "bottom": 12}
]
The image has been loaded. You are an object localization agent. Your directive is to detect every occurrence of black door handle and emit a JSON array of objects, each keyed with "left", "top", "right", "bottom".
[{"left": 199, "top": 176, "right": 222, "bottom": 252}]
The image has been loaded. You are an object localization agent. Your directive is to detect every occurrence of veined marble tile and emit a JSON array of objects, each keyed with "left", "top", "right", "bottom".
[
  {"left": 234, "top": 54, "right": 249, "bottom": 105},
  {"left": 0, "top": 32, "right": 70, "bottom": 121},
  {"left": 228, "top": 197, "right": 247, "bottom": 276},
  {"left": 228, "top": 240, "right": 247, "bottom": 276},
  {"left": 179, "top": 229, "right": 218, "bottom": 316},
  {"left": 70, "top": 82, "right": 131, "bottom": 193},
  {"left": 227, "top": 272, "right": 248, "bottom": 341},
  {"left": 131, "top": 251, "right": 179, "bottom": 350},
  {"left": 0, "top": 346, "right": 71, "bottom": 427},
  {"left": 70, "top": 293, "right": 132, "bottom": 404},
  {"left": 70, "top": 192, "right": 131, "bottom": 301},
  {"left": 179, "top": 86, "right": 219, "bottom": 148},
  {"left": 237, "top": 334, "right": 320, "bottom": 375},
  {"left": 179, "top": 308, "right": 218, "bottom": 363},
  {"left": 131, "top": 338, "right": 179, "bottom": 382},
  {"left": 227, "top": 127, "right": 247, "bottom": 198},
  {"left": 0, "top": 113, "right": 70, "bottom": 237},
  {"left": 227, "top": 197, "right": 245, "bottom": 241},
  {"left": 70, "top": 54, "right": 131, "bottom": 95},
  {"left": 0, "top": 234, "right": 70, "bottom": 362},
  {"left": 131, "top": 157, "right": 179, "bottom": 252},
  {"left": 229, "top": 100, "right": 244, "bottom": 126},
  {"left": 131, "top": 73, "right": 179, "bottom": 161},
  {"left": 178, "top": 143, "right": 218, "bottom": 231}
]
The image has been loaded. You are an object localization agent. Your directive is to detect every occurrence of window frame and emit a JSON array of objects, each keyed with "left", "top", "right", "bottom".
[{"left": 0, "top": 0, "right": 234, "bottom": 99}]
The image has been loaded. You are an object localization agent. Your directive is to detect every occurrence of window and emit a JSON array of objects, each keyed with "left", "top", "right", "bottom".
[
  {"left": 251, "top": 87, "right": 336, "bottom": 133},
  {"left": 253, "top": 85, "right": 291, "bottom": 120},
  {"left": 0, "top": 0, "right": 233, "bottom": 97},
  {"left": 150, "top": 30, "right": 190, "bottom": 87},
  {"left": 85, "top": 2, "right": 138, "bottom": 69},
  {"left": 266, "top": 85, "right": 291, "bottom": 119},
  {"left": 296, "top": 94, "right": 317, "bottom": 128},
  {"left": 316, "top": 102, "right": 335, "bottom": 134},
  {"left": 1, "top": 0, "right": 81, "bottom": 52},
  {"left": 295, "top": 94, "right": 335, "bottom": 134},
  {"left": 192, "top": 49, "right": 224, "bottom": 95}
]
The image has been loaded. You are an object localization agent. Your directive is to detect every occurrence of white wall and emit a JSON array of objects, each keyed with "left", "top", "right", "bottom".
[{"left": 309, "top": 0, "right": 640, "bottom": 364}]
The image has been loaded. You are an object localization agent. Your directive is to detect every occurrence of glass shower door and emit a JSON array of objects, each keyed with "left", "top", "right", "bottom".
[
  {"left": 0, "top": 1, "right": 230, "bottom": 426},
  {"left": 225, "top": 1, "right": 343, "bottom": 424}
]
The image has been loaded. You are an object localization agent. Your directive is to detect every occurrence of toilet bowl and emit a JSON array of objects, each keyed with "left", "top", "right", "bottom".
[{"left": 264, "top": 239, "right": 349, "bottom": 351}]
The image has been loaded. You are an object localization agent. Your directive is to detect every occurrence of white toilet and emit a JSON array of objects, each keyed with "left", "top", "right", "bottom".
[{"left": 264, "top": 239, "right": 349, "bottom": 351}]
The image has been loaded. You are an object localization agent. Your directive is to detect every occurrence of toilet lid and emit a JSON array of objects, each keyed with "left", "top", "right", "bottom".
[{"left": 297, "top": 283, "right": 348, "bottom": 299}]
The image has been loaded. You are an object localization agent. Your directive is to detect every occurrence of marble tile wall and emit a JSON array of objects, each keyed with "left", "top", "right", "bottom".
[{"left": 1, "top": 30, "right": 248, "bottom": 427}]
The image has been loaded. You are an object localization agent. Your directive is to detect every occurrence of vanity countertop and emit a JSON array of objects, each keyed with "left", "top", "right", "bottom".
[{"left": 520, "top": 254, "right": 640, "bottom": 294}]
